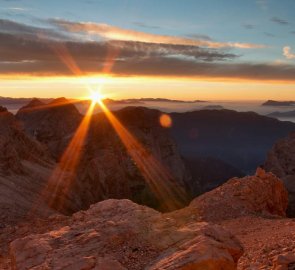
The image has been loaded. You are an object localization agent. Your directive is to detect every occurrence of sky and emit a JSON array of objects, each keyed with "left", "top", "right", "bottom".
[{"left": 0, "top": 0, "right": 295, "bottom": 100}]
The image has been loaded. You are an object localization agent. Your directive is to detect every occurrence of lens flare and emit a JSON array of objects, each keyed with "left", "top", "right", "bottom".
[
  {"left": 90, "top": 90, "right": 104, "bottom": 104},
  {"left": 159, "top": 114, "right": 172, "bottom": 128}
]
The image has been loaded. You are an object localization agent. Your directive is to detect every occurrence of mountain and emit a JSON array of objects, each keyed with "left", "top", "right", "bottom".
[
  {"left": 201, "top": 105, "right": 224, "bottom": 110},
  {"left": 268, "top": 110, "right": 295, "bottom": 118},
  {"left": 262, "top": 100, "right": 295, "bottom": 106},
  {"left": 123, "top": 98, "right": 206, "bottom": 103},
  {"left": 185, "top": 156, "right": 244, "bottom": 193},
  {"left": 264, "top": 132, "right": 295, "bottom": 216},
  {"left": 16, "top": 102, "right": 195, "bottom": 213},
  {"left": 0, "top": 106, "right": 49, "bottom": 175},
  {"left": 16, "top": 98, "right": 83, "bottom": 160},
  {"left": 6, "top": 169, "right": 291, "bottom": 270},
  {"left": 169, "top": 109, "right": 295, "bottom": 174},
  {"left": 0, "top": 106, "right": 56, "bottom": 226}
]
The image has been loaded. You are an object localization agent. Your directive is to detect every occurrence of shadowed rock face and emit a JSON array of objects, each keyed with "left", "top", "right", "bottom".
[
  {"left": 0, "top": 106, "right": 49, "bottom": 175},
  {"left": 9, "top": 199, "right": 243, "bottom": 270},
  {"left": 46, "top": 107, "right": 194, "bottom": 214},
  {"left": 16, "top": 101, "right": 195, "bottom": 213},
  {"left": 265, "top": 132, "right": 295, "bottom": 216},
  {"left": 16, "top": 98, "right": 83, "bottom": 160},
  {"left": 0, "top": 107, "right": 56, "bottom": 226}
]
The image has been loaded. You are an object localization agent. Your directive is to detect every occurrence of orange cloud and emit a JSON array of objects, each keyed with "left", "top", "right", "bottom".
[
  {"left": 283, "top": 46, "right": 295, "bottom": 59},
  {"left": 52, "top": 19, "right": 266, "bottom": 49}
]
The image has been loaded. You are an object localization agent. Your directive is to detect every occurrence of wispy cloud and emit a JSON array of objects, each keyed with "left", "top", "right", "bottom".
[
  {"left": 283, "top": 46, "right": 295, "bottom": 59},
  {"left": 256, "top": 0, "right": 268, "bottom": 10},
  {"left": 50, "top": 19, "right": 266, "bottom": 49},
  {"left": 264, "top": 32, "right": 275, "bottom": 37},
  {"left": 132, "top": 22, "right": 160, "bottom": 29},
  {"left": 271, "top": 17, "right": 289, "bottom": 25},
  {"left": 243, "top": 24, "right": 256, "bottom": 30}
]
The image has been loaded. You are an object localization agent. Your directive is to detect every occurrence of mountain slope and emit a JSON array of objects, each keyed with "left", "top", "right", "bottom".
[
  {"left": 169, "top": 109, "right": 295, "bottom": 174},
  {"left": 0, "top": 106, "right": 56, "bottom": 226},
  {"left": 16, "top": 98, "right": 82, "bottom": 160}
]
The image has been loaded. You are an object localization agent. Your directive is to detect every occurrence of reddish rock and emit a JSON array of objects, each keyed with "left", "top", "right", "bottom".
[
  {"left": 265, "top": 132, "right": 295, "bottom": 216},
  {"left": 10, "top": 199, "right": 243, "bottom": 270},
  {"left": 188, "top": 168, "right": 288, "bottom": 222}
]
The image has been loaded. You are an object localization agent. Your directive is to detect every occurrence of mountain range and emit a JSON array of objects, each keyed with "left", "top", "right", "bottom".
[{"left": 1, "top": 98, "right": 295, "bottom": 269}]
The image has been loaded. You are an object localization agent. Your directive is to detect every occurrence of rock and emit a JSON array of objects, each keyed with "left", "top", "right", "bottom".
[
  {"left": 272, "top": 253, "right": 295, "bottom": 270},
  {"left": 187, "top": 169, "right": 288, "bottom": 222},
  {"left": 265, "top": 132, "right": 295, "bottom": 216},
  {"left": 10, "top": 199, "right": 243, "bottom": 270}
]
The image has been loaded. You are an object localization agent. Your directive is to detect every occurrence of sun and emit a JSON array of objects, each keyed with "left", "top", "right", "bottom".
[{"left": 90, "top": 90, "right": 104, "bottom": 104}]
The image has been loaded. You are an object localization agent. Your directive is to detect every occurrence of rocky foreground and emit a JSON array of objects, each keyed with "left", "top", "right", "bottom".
[{"left": 1, "top": 169, "right": 295, "bottom": 270}]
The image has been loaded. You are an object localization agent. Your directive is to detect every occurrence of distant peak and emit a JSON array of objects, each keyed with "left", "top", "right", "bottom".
[
  {"left": 0, "top": 106, "right": 8, "bottom": 113},
  {"left": 26, "top": 98, "right": 45, "bottom": 108},
  {"left": 50, "top": 97, "right": 69, "bottom": 105}
]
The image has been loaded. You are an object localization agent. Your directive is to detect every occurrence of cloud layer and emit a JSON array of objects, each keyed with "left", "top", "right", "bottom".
[
  {"left": 1, "top": 19, "right": 295, "bottom": 82},
  {"left": 50, "top": 19, "right": 266, "bottom": 49}
]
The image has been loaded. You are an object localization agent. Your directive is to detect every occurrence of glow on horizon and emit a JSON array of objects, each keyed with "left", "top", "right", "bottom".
[{"left": 1, "top": 75, "right": 295, "bottom": 101}]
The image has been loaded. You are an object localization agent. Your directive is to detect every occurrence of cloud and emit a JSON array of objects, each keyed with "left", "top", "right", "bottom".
[
  {"left": 256, "top": 0, "right": 268, "bottom": 10},
  {"left": 0, "top": 19, "right": 71, "bottom": 41},
  {"left": 271, "top": 17, "right": 289, "bottom": 25},
  {"left": 283, "top": 46, "right": 295, "bottom": 59},
  {"left": 132, "top": 22, "right": 160, "bottom": 29},
  {"left": 243, "top": 24, "right": 256, "bottom": 30},
  {"left": 186, "top": 34, "right": 212, "bottom": 41},
  {"left": 50, "top": 19, "right": 266, "bottom": 49},
  {"left": 264, "top": 32, "right": 275, "bottom": 37},
  {"left": 1, "top": 19, "right": 295, "bottom": 82}
]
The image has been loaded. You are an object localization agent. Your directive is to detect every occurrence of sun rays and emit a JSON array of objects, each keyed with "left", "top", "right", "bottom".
[{"left": 31, "top": 36, "right": 188, "bottom": 213}]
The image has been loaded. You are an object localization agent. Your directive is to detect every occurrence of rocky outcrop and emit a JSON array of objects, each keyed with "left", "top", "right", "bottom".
[
  {"left": 265, "top": 132, "right": 295, "bottom": 216},
  {"left": 186, "top": 168, "right": 288, "bottom": 222},
  {"left": 9, "top": 199, "right": 243, "bottom": 270}
]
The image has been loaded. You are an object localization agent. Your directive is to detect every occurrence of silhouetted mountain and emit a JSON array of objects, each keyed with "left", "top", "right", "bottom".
[
  {"left": 0, "top": 96, "right": 51, "bottom": 105},
  {"left": 201, "top": 105, "right": 224, "bottom": 110},
  {"left": 185, "top": 156, "right": 244, "bottom": 193},
  {"left": 262, "top": 100, "right": 295, "bottom": 106},
  {"left": 268, "top": 110, "right": 295, "bottom": 118},
  {"left": 16, "top": 97, "right": 82, "bottom": 160},
  {"left": 169, "top": 109, "right": 295, "bottom": 174},
  {"left": 124, "top": 98, "right": 206, "bottom": 103}
]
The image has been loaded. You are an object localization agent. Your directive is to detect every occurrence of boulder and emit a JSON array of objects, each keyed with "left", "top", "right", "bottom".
[
  {"left": 187, "top": 168, "right": 288, "bottom": 222},
  {"left": 10, "top": 199, "right": 243, "bottom": 270}
]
